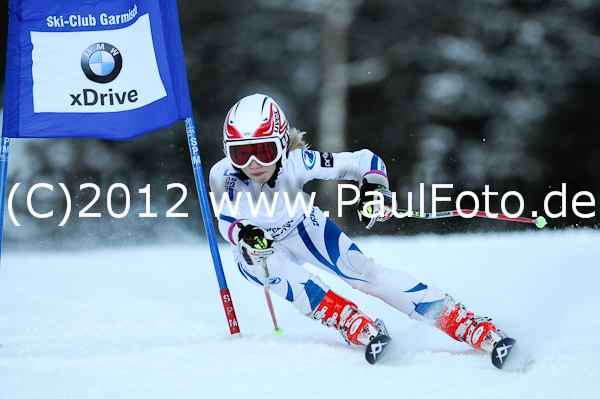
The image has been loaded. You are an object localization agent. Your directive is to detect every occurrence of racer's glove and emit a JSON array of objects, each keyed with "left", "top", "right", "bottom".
[
  {"left": 233, "top": 222, "right": 275, "bottom": 265},
  {"left": 357, "top": 171, "right": 393, "bottom": 229}
]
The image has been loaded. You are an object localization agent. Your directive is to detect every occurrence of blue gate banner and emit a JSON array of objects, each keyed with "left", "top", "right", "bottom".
[{"left": 2, "top": 0, "right": 192, "bottom": 139}]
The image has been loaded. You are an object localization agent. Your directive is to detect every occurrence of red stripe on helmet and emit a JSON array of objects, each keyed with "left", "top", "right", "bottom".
[
  {"left": 251, "top": 103, "right": 276, "bottom": 138},
  {"left": 225, "top": 109, "right": 243, "bottom": 139}
]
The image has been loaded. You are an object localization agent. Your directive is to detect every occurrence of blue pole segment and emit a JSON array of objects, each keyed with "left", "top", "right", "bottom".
[
  {"left": 184, "top": 117, "right": 228, "bottom": 290},
  {"left": 0, "top": 137, "right": 10, "bottom": 264}
]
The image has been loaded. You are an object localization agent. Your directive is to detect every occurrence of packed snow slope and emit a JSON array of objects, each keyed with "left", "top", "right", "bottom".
[{"left": 1, "top": 230, "right": 599, "bottom": 399}]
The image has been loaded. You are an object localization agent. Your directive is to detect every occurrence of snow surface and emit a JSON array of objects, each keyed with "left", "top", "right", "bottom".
[{"left": 1, "top": 230, "right": 599, "bottom": 399}]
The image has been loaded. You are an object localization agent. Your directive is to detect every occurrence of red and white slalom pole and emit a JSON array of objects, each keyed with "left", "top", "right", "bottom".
[{"left": 395, "top": 208, "right": 548, "bottom": 228}]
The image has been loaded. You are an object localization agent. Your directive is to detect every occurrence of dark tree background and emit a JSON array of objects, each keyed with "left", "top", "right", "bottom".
[{"left": 0, "top": 0, "right": 598, "bottom": 250}]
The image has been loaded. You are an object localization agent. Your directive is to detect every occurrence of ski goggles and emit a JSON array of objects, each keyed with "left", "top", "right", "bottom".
[{"left": 226, "top": 138, "right": 283, "bottom": 168}]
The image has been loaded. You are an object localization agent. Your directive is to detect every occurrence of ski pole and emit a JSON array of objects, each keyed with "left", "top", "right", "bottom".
[
  {"left": 262, "top": 258, "right": 283, "bottom": 335},
  {"left": 395, "top": 208, "right": 547, "bottom": 228}
]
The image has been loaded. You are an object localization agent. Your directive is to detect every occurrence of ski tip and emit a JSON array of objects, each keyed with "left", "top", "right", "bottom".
[
  {"left": 365, "top": 334, "right": 392, "bottom": 365},
  {"left": 491, "top": 337, "right": 517, "bottom": 369},
  {"left": 535, "top": 216, "right": 547, "bottom": 229}
]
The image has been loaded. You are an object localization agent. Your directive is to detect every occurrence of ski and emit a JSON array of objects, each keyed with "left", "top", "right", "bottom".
[
  {"left": 365, "top": 334, "right": 392, "bottom": 364},
  {"left": 491, "top": 337, "right": 517, "bottom": 369}
]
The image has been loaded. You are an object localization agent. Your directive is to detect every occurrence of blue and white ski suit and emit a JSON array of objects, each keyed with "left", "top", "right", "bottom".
[{"left": 209, "top": 148, "right": 445, "bottom": 321}]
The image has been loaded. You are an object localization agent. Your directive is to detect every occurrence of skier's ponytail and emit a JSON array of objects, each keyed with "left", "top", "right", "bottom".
[{"left": 288, "top": 127, "right": 309, "bottom": 151}]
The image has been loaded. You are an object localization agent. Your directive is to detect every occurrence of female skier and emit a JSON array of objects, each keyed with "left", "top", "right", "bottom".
[{"left": 209, "top": 93, "right": 509, "bottom": 360}]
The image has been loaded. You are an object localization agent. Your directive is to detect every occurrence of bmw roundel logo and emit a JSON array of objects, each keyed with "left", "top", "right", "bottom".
[{"left": 81, "top": 43, "right": 123, "bottom": 84}]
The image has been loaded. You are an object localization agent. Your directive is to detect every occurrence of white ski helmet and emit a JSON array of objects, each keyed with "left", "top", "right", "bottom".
[{"left": 223, "top": 94, "right": 290, "bottom": 169}]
